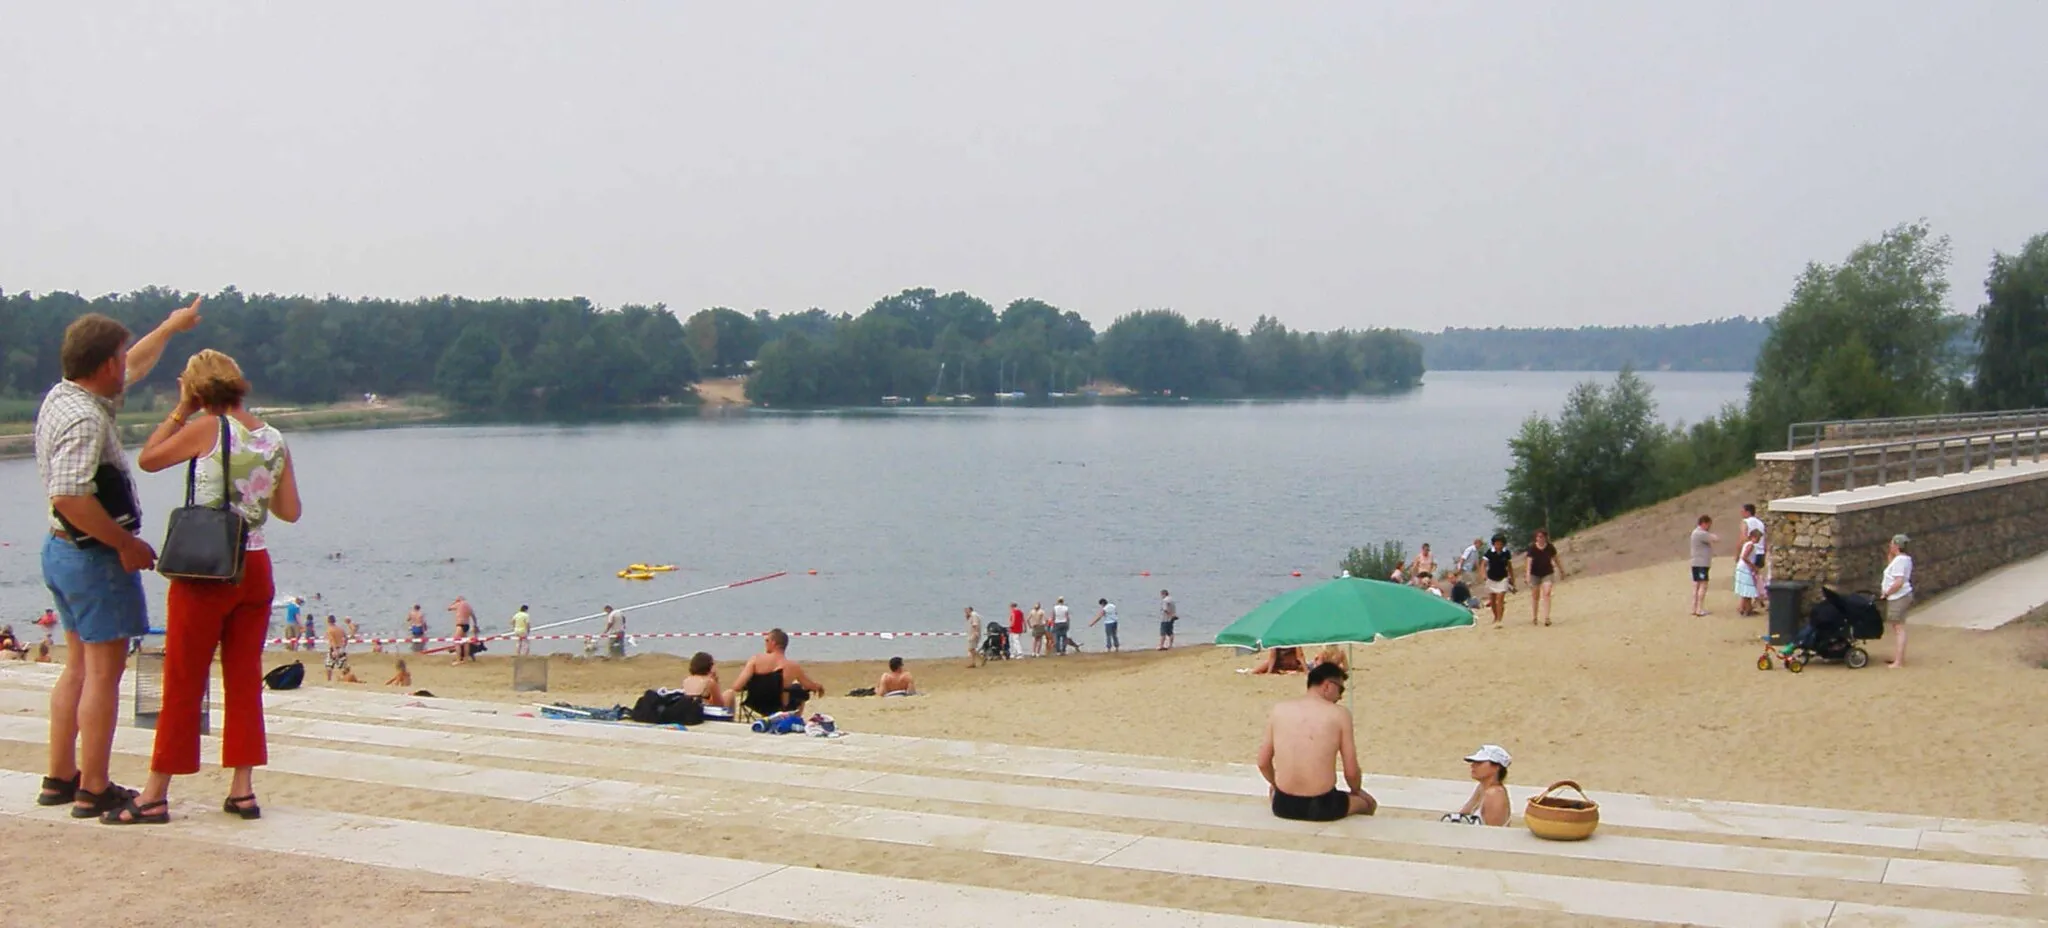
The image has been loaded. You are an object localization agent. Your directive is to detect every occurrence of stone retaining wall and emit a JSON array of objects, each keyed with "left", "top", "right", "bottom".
[{"left": 1764, "top": 470, "right": 2048, "bottom": 606}]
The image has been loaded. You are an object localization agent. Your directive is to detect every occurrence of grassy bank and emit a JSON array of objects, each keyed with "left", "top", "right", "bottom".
[{"left": 0, "top": 397, "right": 448, "bottom": 460}]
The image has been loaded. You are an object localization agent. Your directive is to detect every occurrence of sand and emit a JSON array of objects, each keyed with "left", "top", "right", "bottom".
[
  {"left": 7, "top": 552, "right": 2047, "bottom": 926},
  {"left": 251, "top": 554, "right": 2048, "bottom": 824}
]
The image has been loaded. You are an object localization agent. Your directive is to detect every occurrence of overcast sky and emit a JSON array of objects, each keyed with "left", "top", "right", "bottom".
[{"left": 4, "top": 2, "right": 2045, "bottom": 331}]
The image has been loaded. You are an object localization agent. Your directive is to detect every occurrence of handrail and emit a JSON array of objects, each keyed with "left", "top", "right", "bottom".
[
  {"left": 1804, "top": 425, "right": 2048, "bottom": 496},
  {"left": 1787, "top": 407, "right": 2048, "bottom": 452}
]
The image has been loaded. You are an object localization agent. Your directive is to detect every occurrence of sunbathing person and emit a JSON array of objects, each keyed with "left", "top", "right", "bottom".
[
  {"left": 1250, "top": 646, "right": 1305, "bottom": 675},
  {"left": 728, "top": 628, "right": 823, "bottom": 716},
  {"left": 1442, "top": 745, "right": 1512, "bottom": 826},
  {"left": 0, "top": 626, "right": 26, "bottom": 660},
  {"left": 1258, "top": 662, "right": 1376, "bottom": 821},
  {"left": 681, "top": 652, "right": 728, "bottom": 708},
  {"left": 383, "top": 659, "right": 412, "bottom": 688},
  {"left": 878, "top": 657, "right": 917, "bottom": 696},
  {"left": 1306, "top": 645, "right": 1346, "bottom": 672}
]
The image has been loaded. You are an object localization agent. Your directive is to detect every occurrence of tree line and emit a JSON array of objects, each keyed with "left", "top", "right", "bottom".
[
  {"left": 745, "top": 290, "right": 1424, "bottom": 406},
  {"left": 1494, "top": 222, "right": 2048, "bottom": 542},
  {"left": 0, "top": 288, "right": 697, "bottom": 413},
  {"left": 1412, "top": 318, "right": 1769, "bottom": 372}
]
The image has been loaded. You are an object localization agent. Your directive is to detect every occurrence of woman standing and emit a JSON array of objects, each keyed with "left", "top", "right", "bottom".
[
  {"left": 104, "top": 350, "right": 300, "bottom": 824},
  {"left": 1882, "top": 534, "right": 1915, "bottom": 669},
  {"left": 1734, "top": 528, "right": 1763, "bottom": 616},
  {"left": 1523, "top": 530, "right": 1564, "bottom": 627}
]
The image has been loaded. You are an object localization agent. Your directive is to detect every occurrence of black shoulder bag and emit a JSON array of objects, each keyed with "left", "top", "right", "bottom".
[{"left": 158, "top": 416, "right": 250, "bottom": 582}]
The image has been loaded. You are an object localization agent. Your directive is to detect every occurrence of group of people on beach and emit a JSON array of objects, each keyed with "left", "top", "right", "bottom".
[
  {"left": 962, "top": 590, "right": 1180, "bottom": 667},
  {"left": 1378, "top": 533, "right": 1567, "bottom": 628}
]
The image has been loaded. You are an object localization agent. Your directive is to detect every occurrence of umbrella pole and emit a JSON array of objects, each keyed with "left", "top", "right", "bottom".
[{"left": 1347, "top": 644, "right": 1356, "bottom": 718}]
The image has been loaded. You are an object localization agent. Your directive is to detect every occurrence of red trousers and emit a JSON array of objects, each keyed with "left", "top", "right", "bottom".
[{"left": 151, "top": 549, "right": 273, "bottom": 774}]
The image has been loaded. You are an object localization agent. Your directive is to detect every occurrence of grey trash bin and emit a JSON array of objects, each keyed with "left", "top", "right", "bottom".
[{"left": 1765, "top": 581, "right": 1809, "bottom": 645}]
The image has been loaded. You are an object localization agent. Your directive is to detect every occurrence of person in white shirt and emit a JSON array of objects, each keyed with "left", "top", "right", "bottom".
[
  {"left": 1458, "top": 539, "right": 1484, "bottom": 576},
  {"left": 1881, "top": 534, "right": 1915, "bottom": 669},
  {"left": 1090, "top": 598, "right": 1120, "bottom": 652},
  {"left": 1742, "top": 503, "right": 1770, "bottom": 606},
  {"left": 1051, "top": 598, "right": 1072, "bottom": 655}
]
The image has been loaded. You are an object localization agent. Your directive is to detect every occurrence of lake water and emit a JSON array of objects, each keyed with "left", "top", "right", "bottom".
[{"left": 0, "top": 371, "right": 1748, "bottom": 662}]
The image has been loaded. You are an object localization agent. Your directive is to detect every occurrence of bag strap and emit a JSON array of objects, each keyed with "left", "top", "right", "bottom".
[{"left": 183, "top": 415, "right": 240, "bottom": 512}]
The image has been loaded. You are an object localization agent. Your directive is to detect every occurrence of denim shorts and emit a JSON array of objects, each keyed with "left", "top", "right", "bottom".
[{"left": 42, "top": 534, "right": 150, "bottom": 644}]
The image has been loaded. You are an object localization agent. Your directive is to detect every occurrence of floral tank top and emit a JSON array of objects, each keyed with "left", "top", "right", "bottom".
[{"left": 192, "top": 417, "right": 289, "bottom": 551}]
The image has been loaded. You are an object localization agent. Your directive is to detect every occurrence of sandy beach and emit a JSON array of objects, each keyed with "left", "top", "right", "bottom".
[
  {"left": 212, "top": 554, "right": 2048, "bottom": 824},
  {"left": 5, "top": 553, "right": 2045, "bottom": 927}
]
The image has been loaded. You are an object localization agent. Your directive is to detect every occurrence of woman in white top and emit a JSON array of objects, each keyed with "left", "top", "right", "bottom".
[
  {"left": 1882, "top": 534, "right": 1915, "bottom": 668},
  {"left": 109, "top": 350, "right": 300, "bottom": 824}
]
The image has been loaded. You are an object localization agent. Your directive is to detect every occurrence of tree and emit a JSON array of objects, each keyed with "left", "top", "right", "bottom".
[
  {"left": 1973, "top": 233, "right": 2048, "bottom": 411},
  {"left": 683, "top": 307, "right": 762, "bottom": 377},
  {"left": 433, "top": 323, "right": 503, "bottom": 408},
  {"left": 1748, "top": 221, "right": 1962, "bottom": 448},
  {"left": 1493, "top": 370, "right": 1668, "bottom": 540},
  {"left": 1339, "top": 541, "right": 1408, "bottom": 582}
]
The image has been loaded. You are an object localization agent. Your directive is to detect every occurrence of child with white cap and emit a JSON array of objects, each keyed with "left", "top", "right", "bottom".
[{"left": 1442, "top": 744, "right": 1512, "bottom": 826}]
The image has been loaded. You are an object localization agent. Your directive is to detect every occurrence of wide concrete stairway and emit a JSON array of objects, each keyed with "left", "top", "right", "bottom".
[{"left": 0, "top": 664, "right": 2042, "bottom": 927}]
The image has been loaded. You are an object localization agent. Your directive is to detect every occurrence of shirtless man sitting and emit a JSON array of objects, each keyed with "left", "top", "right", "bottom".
[
  {"left": 727, "top": 629, "right": 824, "bottom": 714},
  {"left": 1258, "top": 662, "right": 1377, "bottom": 821},
  {"left": 878, "top": 657, "right": 916, "bottom": 696}
]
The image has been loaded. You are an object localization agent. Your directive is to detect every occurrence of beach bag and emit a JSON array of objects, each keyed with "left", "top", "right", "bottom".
[
  {"left": 263, "top": 661, "right": 305, "bottom": 691},
  {"left": 1525, "top": 780, "right": 1600, "bottom": 841},
  {"left": 631, "top": 689, "right": 704, "bottom": 726},
  {"left": 158, "top": 417, "right": 249, "bottom": 583}
]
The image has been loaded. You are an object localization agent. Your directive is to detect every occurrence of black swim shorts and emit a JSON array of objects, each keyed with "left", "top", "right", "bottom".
[
  {"left": 1271, "top": 787, "right": 1351, "bottom": 822},
  {"left": 1690, "top": 566, "right": 1710, "bottom": 583}
]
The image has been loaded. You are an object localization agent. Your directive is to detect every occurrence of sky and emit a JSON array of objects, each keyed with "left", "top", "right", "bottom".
[{"left": 4, "top": 1, "right": 2046, "bottom": 331}]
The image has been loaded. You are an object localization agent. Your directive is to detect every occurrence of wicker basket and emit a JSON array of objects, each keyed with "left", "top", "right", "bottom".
[{"left": 1525, "top": 780, "right": 1599, "bottom": 841}]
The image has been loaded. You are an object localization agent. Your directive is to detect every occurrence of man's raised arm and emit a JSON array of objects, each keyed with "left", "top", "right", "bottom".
[{"left": 124, "top": 296, "right": 204, "bottom": 386}]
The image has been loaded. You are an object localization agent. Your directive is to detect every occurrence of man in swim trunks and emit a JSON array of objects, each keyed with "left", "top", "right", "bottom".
[
  {"left": 448, "top": 596, "right": 475, "bottom": 663},
  {"left": 1258, "top": 662, "right": 1376, "bottom": 822},
  {"left": 323, "top": 615, "right": 349, "bottom": 682}
]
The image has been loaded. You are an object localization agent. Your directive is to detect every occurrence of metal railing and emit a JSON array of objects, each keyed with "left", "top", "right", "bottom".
[
  {"left": 1807, "top": 425, "right": 2048, "bottom": 496},
  {"left": 1787, "top": 407, "right": 2048, "bottom": 452}
]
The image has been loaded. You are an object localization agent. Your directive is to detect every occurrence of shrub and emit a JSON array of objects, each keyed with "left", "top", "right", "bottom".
[{"left": 1339, "top": 541, "right": 1408, "bottom": 582}]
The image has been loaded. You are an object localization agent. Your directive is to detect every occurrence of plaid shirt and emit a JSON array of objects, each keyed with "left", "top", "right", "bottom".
[{"left": 34, "top": 380, "right": 132, "bottom": 533}]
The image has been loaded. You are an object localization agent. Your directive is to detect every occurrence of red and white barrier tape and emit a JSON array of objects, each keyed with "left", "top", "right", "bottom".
[{"left": 265, "top": 629, "right": 967, "bottom": 646}]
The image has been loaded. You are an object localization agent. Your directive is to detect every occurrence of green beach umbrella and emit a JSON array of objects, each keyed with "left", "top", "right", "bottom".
[{"left": 1214, "top": 577, "right": 1474, "bottom": 651}]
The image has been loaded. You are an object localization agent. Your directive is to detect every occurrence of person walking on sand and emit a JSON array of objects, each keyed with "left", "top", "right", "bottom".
[
  {"left": 323, "top": 616, "right": 348, "bottom": 683},
  {"left": 1026, "top": 602, "right": 1049, "bottom": 657},
  {"left": 448, "top": 596, "right": 476, "bottom": 663},
  {"left": 1157, "top": 589, "right": 1178, "bottom": 650},
  {"left": 1742, "top": 503, "right": 1770, "bottom": 607},
  {"left": 1007, "top": 602, "right": 1026, "bottom": 658},
  {"left": 1689, "top": 515, "right": 1718, "bottom": 617},
  {"left": 963, "top": 606, "right": 984, "bottom": 668},
  {"left": 1051, "top": 597, "right": 1072, "bottom": 655},
  {"left": 34, "top": 302, "right": 202, "bottom": 820},
  {"left": 1881, "top": 534, "right": 1915, "bottom": 668},
  {"left": 105, "top": 346, "right": 300, "bottom": 825},
  {"left": 1523, "top": 529, "right": 1563, "bottom": 627},
  {"left": 1090, "top": 598, "right": 1120, "bottom": 652},
  {"left": 1734, "top": 528, "right": 1763, "bottom": 616},
  {"left": 1478, "top": 535, "right": 1514, "bottom": 628},
  {"left": 1258, "top": 662, "right": 1376, "bottom": 821},
  {"left": 1459, "top": 538, "right": 1485, "bottom": 576},
  {"left": 510, "top": 604, "right": 532, "bottom": 656}
]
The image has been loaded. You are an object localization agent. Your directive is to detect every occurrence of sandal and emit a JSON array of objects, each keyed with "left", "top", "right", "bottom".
[
  {"left": 99, "top": 795, "right": 170, "bottom": 826},
  {"left": 36, "top": 772, "right": 80, "bottom": 807},
  {"left": 223, "top": 794, "right": 262, "bottom": 820},
  {"left": 71, "top": 783, "right": 137, "bottom": 819}
]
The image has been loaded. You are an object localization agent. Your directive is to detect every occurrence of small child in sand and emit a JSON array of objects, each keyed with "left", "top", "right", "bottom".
[{"left": 384, "top": 660, "right": 412, "bottom": 688}]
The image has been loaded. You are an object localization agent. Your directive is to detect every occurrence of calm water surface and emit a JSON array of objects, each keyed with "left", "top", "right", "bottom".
[{"left": 0, "top": 371, "right": 1746, "bottom": 661}]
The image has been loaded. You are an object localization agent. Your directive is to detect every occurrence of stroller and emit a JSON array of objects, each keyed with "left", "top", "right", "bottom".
[
  {"left": 980, "top": 621, "right": 1013, "bottom": 662},
  {"left": 1759, "top": 587, "right": 1885, "bottom": 673}
]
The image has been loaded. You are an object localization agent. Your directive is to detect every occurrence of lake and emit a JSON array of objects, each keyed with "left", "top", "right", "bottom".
[{"left": 0, "top": 371, "right": 1748, "bottom": 662}]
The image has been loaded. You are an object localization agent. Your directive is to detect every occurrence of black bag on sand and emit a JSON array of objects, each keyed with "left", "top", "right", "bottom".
[
  {"left": 264, "top": 662, "right": 305, "bottom": 691},
  {"left": 630, "top": 689, "right": 704, "bottom": 726}
]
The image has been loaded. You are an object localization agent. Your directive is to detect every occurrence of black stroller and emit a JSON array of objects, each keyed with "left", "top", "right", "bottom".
[
  {"left": 980, "top": 621, "right": 1013, "bottom": 661},
  {"left": 1759, "top": 587, "right": 1885, "bottom": 672}
]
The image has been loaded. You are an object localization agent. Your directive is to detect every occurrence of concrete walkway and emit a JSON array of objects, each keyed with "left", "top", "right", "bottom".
[{"left": 1910, "top": 546, "right": 2048, "bottom": 630}]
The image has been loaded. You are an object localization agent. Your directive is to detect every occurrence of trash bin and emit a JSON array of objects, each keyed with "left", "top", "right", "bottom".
[
  {"left": 133, "top": 648, "right": 209, "bottom": 735},
  {"left": 1765, "top": 581, "right": 1809, "bottom": 645}
]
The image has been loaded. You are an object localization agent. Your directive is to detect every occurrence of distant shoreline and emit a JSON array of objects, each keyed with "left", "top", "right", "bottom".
[{"left": 0, "top": 399, "right": 446, "bottom": 462}]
